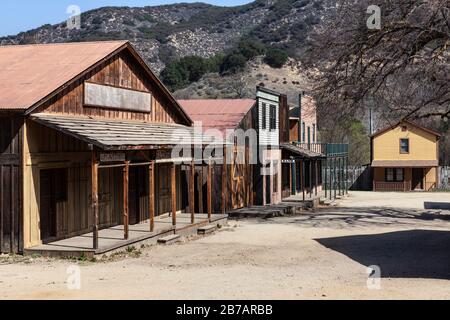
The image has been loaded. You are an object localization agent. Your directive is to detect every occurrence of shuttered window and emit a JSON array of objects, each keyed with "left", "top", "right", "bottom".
[
  {"left": 262, "top": 103, "right": 267, "bottom": 130},
  {"left": 269, "top": 105, "right": 277, "bottom": 130}
]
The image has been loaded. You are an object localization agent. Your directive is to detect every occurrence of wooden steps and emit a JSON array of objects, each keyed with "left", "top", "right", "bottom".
[
  {"left": 157, "top": 234, "right": 181, "bottom": 245},
  {"left": 198, "top": 225, "right": 217, "bottom": 235}
]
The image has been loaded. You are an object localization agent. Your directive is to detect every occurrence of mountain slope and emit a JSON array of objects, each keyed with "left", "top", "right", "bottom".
[{"left": 0, "top": 0, "right": 329, "bottom": 73}]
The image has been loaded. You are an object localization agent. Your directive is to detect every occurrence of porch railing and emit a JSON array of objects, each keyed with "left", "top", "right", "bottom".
[
  {"left": 373, "top": 181, "right": 412, "bottom": 192},
  {"left": 294, "top": 142, "right": 349, "bottom": 156}
]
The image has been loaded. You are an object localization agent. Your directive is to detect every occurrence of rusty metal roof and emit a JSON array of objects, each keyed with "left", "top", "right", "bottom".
[
  {"left": 31, "top": 113, "right": 225, "bottom": 150},
  {"left": 178, "top": 99, "right": 256, "bottom": 134},
  {"left": 0, "top": 41, "right": 128, "bottom": 110}
]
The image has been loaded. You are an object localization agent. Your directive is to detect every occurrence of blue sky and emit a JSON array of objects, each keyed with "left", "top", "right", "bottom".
[{"left": 0, "top": 0, "right": 252, "bottom": 37}]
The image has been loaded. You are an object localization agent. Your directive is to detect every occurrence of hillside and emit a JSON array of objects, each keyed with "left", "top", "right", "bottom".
[{"left": 0, "top": 0, "right": 330, "bottom": 74}]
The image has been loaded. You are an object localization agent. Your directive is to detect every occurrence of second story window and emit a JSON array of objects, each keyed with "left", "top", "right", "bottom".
[
  {"left": 302, "top": 122, "right": 306, "bottom": 142},
  {"left": 313, "top": 124, "right": 316, "bottom": 143},
  {"left": 400, "top": 138, "right": 409, "bottom": 154},
  {"left": 269, "top": 105, "right": 277, "bottom": 130},
  {"left": 262, "top": 103, "right": 267, "bottom": 130}
]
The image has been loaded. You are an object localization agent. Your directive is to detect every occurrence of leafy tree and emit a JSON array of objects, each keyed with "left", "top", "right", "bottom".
[
  {"left": 264, "top": 48, "right": 288, "bottom": 68},
  {"left": 220, "top": 53, "right": 247, "bottom": 74}
]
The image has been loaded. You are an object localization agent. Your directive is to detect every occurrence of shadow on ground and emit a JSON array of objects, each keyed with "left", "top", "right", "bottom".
[
  {"left": 274, "top": 207, "right": 450, "bottom": 229},
  {"left": 315, "top": 229, "right": 450, "bottom": 280}
]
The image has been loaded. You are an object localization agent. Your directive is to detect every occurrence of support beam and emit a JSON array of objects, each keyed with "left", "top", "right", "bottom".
[
  {"left": 291, "top": 158, "right": 296, "bottom": 196},
  {"left": 207, "top": 159, "right": 213, "bottom": 221},
  {"left": 149, "top": 161, "right": 155, "bottom": 232},
  {"left": 222, "top": 146, "right": 227, "bottom": 214},
  {"left": 171, "top": 163, "right": 177, "bottom": 226},
  {"left": 301, "top": 160, "right": 305, "bottom": 202},
  {"left": 123, "top": 160, "right": 130, "bottom": 240},
  {"left": 190, "top": 160, "right": 195, "bottom": 224},
  {"left": 309, "top": 161, "right": 313, "bottom": 198},
  {"left": 315, "top": 160, "right": 318, "bottom": 196},
  {"left": 91, "top": 151, "right": 99, "bottom": 250},
  {"left": 198, "top": 164, "right": 203, "bottom": 214}
]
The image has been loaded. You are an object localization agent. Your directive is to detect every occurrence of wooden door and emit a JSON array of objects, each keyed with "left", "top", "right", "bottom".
[
  {"left": 39, "top": 170, "right": 57, "bottom": 243},
  {"left": 412, "top": 168, "right": 424, "bottom": 190},
  {"left": 128, "top": 167, "right": 148, "bottom": 225},
  {"left": 156, "top": 164, "right": 172, "bottom": 216},
  {"left": 231, "top": 146, "right": 245, "bottom": 209},
  {"left": 265, "top": 173, "right": 271, "bottom": 205}
]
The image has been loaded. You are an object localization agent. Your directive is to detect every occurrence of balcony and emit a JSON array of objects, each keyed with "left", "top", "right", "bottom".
[{"left": 293, "top": 143, "right": 349, "bottom": 157}]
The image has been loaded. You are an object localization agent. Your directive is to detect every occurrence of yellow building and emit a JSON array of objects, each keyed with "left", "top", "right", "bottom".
[{"left": 371, "top": 120, "right": 441, "bottom": 191}]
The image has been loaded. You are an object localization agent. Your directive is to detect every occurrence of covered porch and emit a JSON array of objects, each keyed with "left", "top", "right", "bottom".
[
  {"left": 24, "top": 213, "right": 227, "bottom": 258},
  {"left": 26, "top": 114, "right": 227, "bottom": 255},
  {"left": 372, "top": 160, "right": 439, "bottom": 192}
]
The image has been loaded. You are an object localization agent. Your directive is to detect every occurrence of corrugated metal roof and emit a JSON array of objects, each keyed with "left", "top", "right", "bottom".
[
  {"left": 0, "top": 41, "right": 128, "bottom": 110},
  {"left": 31, "top": 113, "right": 225, "bottom": 150},
  {"left": 280, "top": 143, "right": 325, "bottom": 158},
  {"left": 178, "top": 99, "right": 256, "bottom": 134}
]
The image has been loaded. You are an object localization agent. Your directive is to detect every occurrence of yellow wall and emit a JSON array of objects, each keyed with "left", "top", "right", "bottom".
[{"left": 372, "top": 122, "right": 438, "bottom": 161}]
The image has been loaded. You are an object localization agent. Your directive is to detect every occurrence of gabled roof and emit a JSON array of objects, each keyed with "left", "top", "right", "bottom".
[
  {"left": 178, "top": 99, "right": 256, "bottom": 134},
  {"left": 371, "top": 120, "right": 442, "bottom": 139},
  {"left": 0, "top": 41, "right": 192, "bottom": 125}
]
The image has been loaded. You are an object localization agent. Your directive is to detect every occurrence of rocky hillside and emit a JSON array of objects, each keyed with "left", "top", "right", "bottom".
[{"left": 0, "top": 0, "right": 330, "bottom": 73}]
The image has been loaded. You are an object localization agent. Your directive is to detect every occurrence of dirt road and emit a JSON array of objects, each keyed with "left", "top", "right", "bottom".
[{"left": 1, "top": 192, "right": 449, "bottom": 300}]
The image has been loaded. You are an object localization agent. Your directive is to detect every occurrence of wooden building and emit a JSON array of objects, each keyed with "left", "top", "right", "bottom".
[
  {"left": 0, "top": 41, "right": 222, "bottom": 254},
  {"left": 371, "top": 120, "right": 441, "bottom": 191},
  {"left": 281, "top": 93, "right": 325, "bottom": 199},
  {"left": 180, "top": 86, "right": 287, "bottom": 208},
  {"left": 178, "top": 99, "right": 255, "bottom": 211}
]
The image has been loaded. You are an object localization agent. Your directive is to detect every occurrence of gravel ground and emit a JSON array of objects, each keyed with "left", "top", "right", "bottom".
[{"left": 1, "top": 192, "right": 449, "bottom": 300}]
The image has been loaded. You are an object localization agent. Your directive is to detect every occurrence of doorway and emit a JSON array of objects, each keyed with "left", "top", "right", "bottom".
[
  {"left": 39, "top": 168, "right": 67, "bottom": 243},
  {"left": 128, "top": 166, "right": 148, "bottom": 225},
  {"left": 412, "top": 168, "right": 424, "bottom": 190}
]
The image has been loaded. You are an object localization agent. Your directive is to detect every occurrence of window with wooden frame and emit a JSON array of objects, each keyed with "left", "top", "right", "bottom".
[
  {"left": 400, "top": 138, "right": 409, "bottom": 154},
  {"left": 302, "top": 122, "right": 306, "bottom": 142},
  {"left": 385, "top": 168, "right": 404, "bottom": 182},
  {"left": 261, "top": 103, "right": 267, "bottom": 130},
  {"left": 269, "top": 105, "right": 277, "bottom": 131},
  {"left": 313, "top": 124, "right": 316, "bottom": 143}
]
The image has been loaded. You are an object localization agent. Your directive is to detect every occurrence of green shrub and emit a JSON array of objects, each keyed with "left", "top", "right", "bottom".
[{"left": 264, "top": 48, "right": 288, "bottom": 68}]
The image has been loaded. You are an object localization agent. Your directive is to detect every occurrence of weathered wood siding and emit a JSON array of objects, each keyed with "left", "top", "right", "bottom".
[
  {"left": 33, "top": 49, "right": 182, "bottom": 124},
  {"left": 23, "top": 120, "right": 125, "bottom": 247},
  {"left": 0, "top": 115, "right": 23, "bottom": 253}
]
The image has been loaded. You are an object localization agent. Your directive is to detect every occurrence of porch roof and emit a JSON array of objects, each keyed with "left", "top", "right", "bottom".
[
  {"left": 31, "top": 113, "right": 226, "bottom": 150},
  {"left": 280, "top": 143, "right": 325, "bottom": 158},
  {"left": 371, "top": 160, "right": 439, "bottom": 168}
]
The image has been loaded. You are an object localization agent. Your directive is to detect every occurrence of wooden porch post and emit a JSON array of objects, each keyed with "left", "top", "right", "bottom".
[
  {"left": 91, "top": 150, "right": 99, "bottom": 250},
  {"left": 198, "top": 164, "right": 204, "bottom": 214},
  {"left": 309, "top": 161, "right": 313, "bottom": 198},
  {"left": 301, "top": 160, "right": 305, "bottom": 202},
  {"left": 149, "top": 161, "right": 155, "bottom": 232},
  {"left": 207, "top": 158, "right": 213, "bottom": 221},
  {"left": 315, "top": 160, "right": 318, "bottom": 196},
  {"left": 123, "top": 160, "right": 130, "bottom": 240},
  {"left": 171, "top": 163, "right": 177, "bottom": 226},
  {"left": 222, "top": 145, "right": 227, "bottom": 214},
  {"left": 190, "top": 159, "right": 195, "bottom": 224}
]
